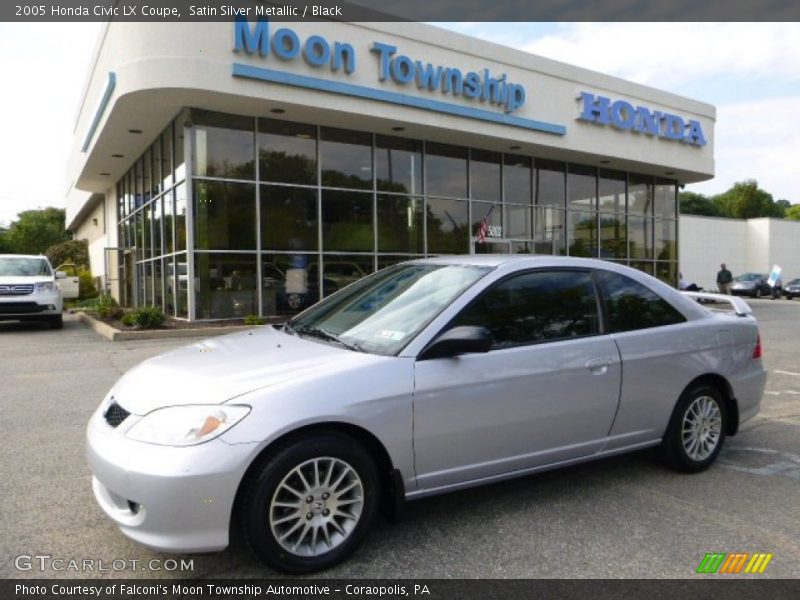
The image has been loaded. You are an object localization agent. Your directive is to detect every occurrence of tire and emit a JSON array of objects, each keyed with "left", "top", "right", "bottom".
[
  {"left": 660, "top": 384, "right": 727, "bottom": 473},
  {"left": 754, "top": 288, "right": 762, "bottom": 298},
  {"left": 48, "top": 315, "right": 63, "bottom": 330},
  {"left": 240, "top": 432, "right": 379, "bottom": 574}
]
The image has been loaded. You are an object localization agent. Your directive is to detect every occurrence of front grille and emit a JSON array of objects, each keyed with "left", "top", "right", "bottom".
[
  {"left": 104, "top": 402, "right": 130, "bottom": 428},
  {"left": 0, "top": 302, "right": 44, "bottom": 314},
  {"left": 0, "top": 284, "right": 34, "bottom": 296}
]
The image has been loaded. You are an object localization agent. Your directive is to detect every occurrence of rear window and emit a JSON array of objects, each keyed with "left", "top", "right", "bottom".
[{"left": 596, "top": 270, "right": 686, "bottom": 333}]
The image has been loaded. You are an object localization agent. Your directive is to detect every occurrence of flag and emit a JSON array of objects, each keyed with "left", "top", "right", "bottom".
[{"left": 476, "top": 218, "right": 488, "bottom": 243}]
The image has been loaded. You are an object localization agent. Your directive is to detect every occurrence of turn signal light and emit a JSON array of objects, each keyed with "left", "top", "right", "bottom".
[{"left": 752, "top": 334, "right": 762, "bottom": 359}]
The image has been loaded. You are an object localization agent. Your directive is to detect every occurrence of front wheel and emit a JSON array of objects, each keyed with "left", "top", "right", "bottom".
[
  {"left": 240, "top": 433, "right": 379, "bottom": 573},
  {"left": 660, "top": 385, "right": 727, "bottom": 473}
]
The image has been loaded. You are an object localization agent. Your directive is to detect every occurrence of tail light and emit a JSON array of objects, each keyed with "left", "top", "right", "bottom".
[{"left": 752, "top": 333, "right": 762, "bottom": 359}]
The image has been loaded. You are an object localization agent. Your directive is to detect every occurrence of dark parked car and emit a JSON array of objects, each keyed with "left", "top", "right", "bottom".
[
  {"left": 730, "top": 273, "right": 772, "bottom": 298},
  {"left": 783, "top": 278, "right": 800, "bottom": 300}
]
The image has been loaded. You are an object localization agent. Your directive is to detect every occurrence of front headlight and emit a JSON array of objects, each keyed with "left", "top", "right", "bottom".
[
  {"left": 35, "top": 282, "right": 55, "bottom": 293},
  {"left": 125, "top": 405, "right": 250, "bottom": 446}
]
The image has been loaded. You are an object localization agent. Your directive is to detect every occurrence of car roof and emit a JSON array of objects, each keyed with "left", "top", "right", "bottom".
[
  {"left": 0, "top": 254, "right": 49, "bottom": 260},
  {"left": 406, "top": 254, "right": 625, "bottom": 270}
]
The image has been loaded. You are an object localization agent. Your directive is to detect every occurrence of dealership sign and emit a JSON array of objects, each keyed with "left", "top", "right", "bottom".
[
  {"left": 231, "top": 19, "right": 566, "bottom": 136},
  {"left": 577, "top": 91, "right": 707, "bottom": 147}
]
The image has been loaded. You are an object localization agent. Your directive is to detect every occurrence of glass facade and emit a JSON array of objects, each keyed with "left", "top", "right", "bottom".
[{"left": 116, "top": 109, "right": 679, "bottom": 321}]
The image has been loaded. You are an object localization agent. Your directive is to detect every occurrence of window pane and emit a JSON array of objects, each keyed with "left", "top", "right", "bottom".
[
  {"left": 568, "top": 211, "right": 597, "bottom": 257},
  {"left": 452, "top": 270, "right": 599, "bottom": 348},
  {"left": 600, "top": 215, "right": 626, "bottom": 259},
  {"left": 175, "top": 124, "right": 186, "bottom": 182},
  {"left": 596, "top": 269, "right": 685, "bottom": 332},
  {"left": 320, "top": 128, "right": 372, "bottom": 189},
  {"left": 152, "top": 197, "right": 163, "bottom": 257},
  {"left": 193, "top": 111, "right": 255, "bottom": 180},
  {"left": 376, "top": 136, "right": 422, "bottom": 194},
  {"left": 377, "top": 194, "right": 423, "bottom": 253},
  {"left": 194, "top": 181, "right": 256, "bottom": 250},
  {"left": 194, "top": 253, "right": 258, "bottom": 319},
  {"left": 153, "top": 258, "right": 164, "bottom": 311},
  {"left": 655, "top": 178, "right": 677, "bottom": 219},
  {"left": 656, "top": 262, "right": 678, "bottom": 287},
  {"left": 151, "top": 140, "right": 162, "bottom": 198},
  {"left": 321, "top": 190, "right": 373, "bottom": 252},
  {"left": 142, "top": 203, "right": 152, "bottom": 259},
  {"left": 427, "top": 197, "right": 468, "bottom": 253},
  {"left": 163, "top": 190, "right": 175, "bottom": 254},
  {"left": 262, "top": 253, "right": 317, "bottom": 315},
  {"left": 261, "top": 185, "right": 318, "bottom": 251},
  {"left": 426, "top": 143, "right": 467, "bottom": 198},
  {"left": 164, "top": 255, "right": 176, "bottom": 316},
  {"left": 505, "top": 204, "right": 532, "bottom": 239},
  {"left": 470, "top": 149, "right": 501, "bottom": 201},
  {"left": 533, "top": 206, "right": 566, "bottom": 255},
  {"left": 161, "top": 124, "right": 173, "bottom": 190},
  {"left": 598, "top": 168, "right": 626, "bottom": 213},
  {"left": 472, "top": 201, "right": 502, "bottom": 241},
  {"left": 568, "top": 164, "right": 596, "bottom": 211},
  {"left": 629, "top": 261, "right": 655, "bottom": 276},
  {"left": 627, "top": 216, "right": 652, "bottom": 259},
  {"left": 629, "top": 174, "right": 653, "bottom": 215},
  {"left": 134, "top": 159, "right": 144, "bottom": 211},
  {"left": 535, "top": 159, "right": 565, "bottom": 207},
  {"left": 258, "top": 118, "right": 317, "bottom": 185},
  {"left": 175, "top": 253, "right": 188, "bottom": 318},
  {"left": 655, "top": 219, "right": 677, "bottom": 261},
  {"left": 175, "top": 183, "right": 187, "bottom": 252},
  {"left": 504, "top": 154, "right": 532, "bottom": 204},
  {"left": 142, "top": 149, "right": 152, "bottom": 204}
]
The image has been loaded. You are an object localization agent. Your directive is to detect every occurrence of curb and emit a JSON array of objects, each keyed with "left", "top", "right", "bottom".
[{"left": 76, "top": 312, "right": 262, "bottom": 342}]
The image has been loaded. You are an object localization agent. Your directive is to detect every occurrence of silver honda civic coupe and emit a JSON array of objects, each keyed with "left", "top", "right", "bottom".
[{"left": 86, "top": 256, "right": 766, "bottom": 573}]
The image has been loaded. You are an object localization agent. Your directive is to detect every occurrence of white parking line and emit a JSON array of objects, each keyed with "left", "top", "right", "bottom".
[{"left": 774, "top": 370, "right": 800, "bottom": 377}]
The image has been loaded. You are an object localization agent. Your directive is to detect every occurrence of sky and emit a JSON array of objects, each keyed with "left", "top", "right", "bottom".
[{"left": 0, "top": 21, "right": 797, "bottom": 226}]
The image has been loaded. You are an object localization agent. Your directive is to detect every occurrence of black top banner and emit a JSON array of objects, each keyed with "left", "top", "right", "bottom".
[{"left": 4, "top": 0, "right": 800, "bottom": 22}]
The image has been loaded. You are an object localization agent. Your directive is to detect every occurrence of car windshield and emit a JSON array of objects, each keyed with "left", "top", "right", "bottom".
[
  {"left": 288, "top": 263, "right": 491, "bottom": 356},
  {"left": 0, "top": 257, "right": 51, "bottom": 277},
  {"left": 735, "top": 273, "right": 763, "bottom": 282},
  {"left": 788, "top": 279, "right": 800, "bottom": 286}
]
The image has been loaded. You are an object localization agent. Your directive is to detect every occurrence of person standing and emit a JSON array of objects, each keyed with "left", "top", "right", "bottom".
[{"left": 717, "top": 263, "right": 733, "bottom": 295}]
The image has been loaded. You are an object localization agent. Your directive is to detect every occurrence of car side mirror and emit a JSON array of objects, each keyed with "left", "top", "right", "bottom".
[
  {"left": 419, "top": 326, "right": 493, "bottom": 360},
  {"left": 55, "top": 271, "right": 67, "bottom": 279}
]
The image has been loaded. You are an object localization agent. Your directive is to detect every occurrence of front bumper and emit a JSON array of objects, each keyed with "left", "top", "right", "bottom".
[
  {"left": 86, "top": 405, "right": 258, "bottom": 553},
  {"left": 0, "top": 290, "right": 62, "bottom": 318}
]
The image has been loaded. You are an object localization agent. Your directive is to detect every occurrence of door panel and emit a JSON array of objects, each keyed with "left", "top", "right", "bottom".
[{"left": 413, "top": 336, "right": 621, "bottom": 490}]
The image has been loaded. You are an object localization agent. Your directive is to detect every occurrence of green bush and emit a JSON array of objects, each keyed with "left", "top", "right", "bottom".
[
  {"left": 96, "top": 293, "right": 124, "bottom": 320},
  {"left": 78, "top": 270, "right": 98, "bottom": 300},
  {"left": 122, "top": 306, "right": 166, "bottom": 329},
  {"left": 244, "top": 314, "right": 266, "bottom": 326},
  {"left": 121, "top": 312, "right": 137, "bottom": 327}
]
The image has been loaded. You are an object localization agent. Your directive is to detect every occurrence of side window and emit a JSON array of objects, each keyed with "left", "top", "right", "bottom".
[
  {"left": 451, "top": 270, "right": 600, "bottom": 350},
  {"left": 596, "top": 269, "right": 686, "bottom": 332}
]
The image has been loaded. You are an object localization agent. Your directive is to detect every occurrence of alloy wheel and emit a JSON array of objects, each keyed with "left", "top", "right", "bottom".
[{"left": 681, "top": 396, "right": 723, "bottom": 462}]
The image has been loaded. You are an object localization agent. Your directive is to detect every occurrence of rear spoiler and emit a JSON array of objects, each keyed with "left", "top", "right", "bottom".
[{"left": 681, "top": 291, "right": 753, "bottom": 317}]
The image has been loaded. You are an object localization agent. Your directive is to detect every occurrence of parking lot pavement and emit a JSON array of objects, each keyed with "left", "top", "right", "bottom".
[{"left": 2, "top": 303, "right": 799, "bottom": 580}]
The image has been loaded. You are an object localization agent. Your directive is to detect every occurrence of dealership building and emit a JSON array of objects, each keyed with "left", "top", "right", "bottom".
[{"left": 66, "top": 20, "right": 715, "bottom": 320}]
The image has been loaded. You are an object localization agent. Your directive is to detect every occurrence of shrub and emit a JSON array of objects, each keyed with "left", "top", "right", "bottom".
[
  {"left": 96, "top": 293, "right": 124, "bottom": 320},
  {"left": 120, "top": 312, "right": 137, "bottom": 327},
  {"left": 122, "top": 306, "right": 166, "bottom": 329},
  {"left": 244, "top": 314, "right": 266, "bottom": 326},
  {"left": 78, "top": 270, "right": 98, "bottom": 300}
]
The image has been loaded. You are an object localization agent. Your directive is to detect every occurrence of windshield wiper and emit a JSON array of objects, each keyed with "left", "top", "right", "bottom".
[{"left": 294, "top": 325, "right": 363, "bottom": 352}]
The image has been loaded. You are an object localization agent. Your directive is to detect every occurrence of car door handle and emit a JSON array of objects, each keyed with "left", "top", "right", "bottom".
[{"left": 585, "top": 357, "right": 614, "bottom": 373}]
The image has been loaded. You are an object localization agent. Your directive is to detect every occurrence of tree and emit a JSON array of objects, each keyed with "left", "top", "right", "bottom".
[
  {"left": 775, "top": 199, "right": 791, "bottom": 217},
  {"left": 4, "top": 207, "right": 71, "bottom": 255},
  {"left": 679, "top": 191, "right": 719, "bottom": 216},
  {"left": 786, "top": 204, "right": 800, "bottom": 221},
  {"left": 0, "top": 226, "right": 11, "bottom": 253},
  {"left": 45, "top": 239, "right": 90, "bottom": 268},
  {"left": 711, "top": 179, "right": 783, "bottom": 219}
]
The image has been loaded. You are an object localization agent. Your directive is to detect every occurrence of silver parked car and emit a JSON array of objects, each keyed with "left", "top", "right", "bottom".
[{"left": 86, "top": 256, "right": 766, "bottom": 573}]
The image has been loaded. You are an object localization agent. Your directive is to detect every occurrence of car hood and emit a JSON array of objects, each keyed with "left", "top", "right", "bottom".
[
  {"left": 0, "top": 276, "right": 52, "bottom": 285},
  {"left": 111, "top": 326, "right": 383, "bottom": 415}
]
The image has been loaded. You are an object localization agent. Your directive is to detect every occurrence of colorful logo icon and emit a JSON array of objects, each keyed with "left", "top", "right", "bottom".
[{"left": 696, "top": 552, "right": 773, "bottom": 574}]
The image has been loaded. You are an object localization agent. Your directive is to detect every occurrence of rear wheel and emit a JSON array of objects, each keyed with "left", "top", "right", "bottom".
[
  {"left": 754, "top": 287, "right": 762, "bottom": 298},
  {"left": 240, "top": 432, "right": 379, "bottom": 573},
  {"left": 660, "top": 385, "right": 727, "bottom": 473}
]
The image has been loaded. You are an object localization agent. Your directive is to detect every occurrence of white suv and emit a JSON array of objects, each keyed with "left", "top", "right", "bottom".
[{"left": 0, "top": 254, "right": 64, "bottom": 329}]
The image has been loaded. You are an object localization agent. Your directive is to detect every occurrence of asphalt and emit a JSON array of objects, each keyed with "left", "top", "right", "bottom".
[{"left": 1, "top": 299, "right": 798, "bottom": 579}]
